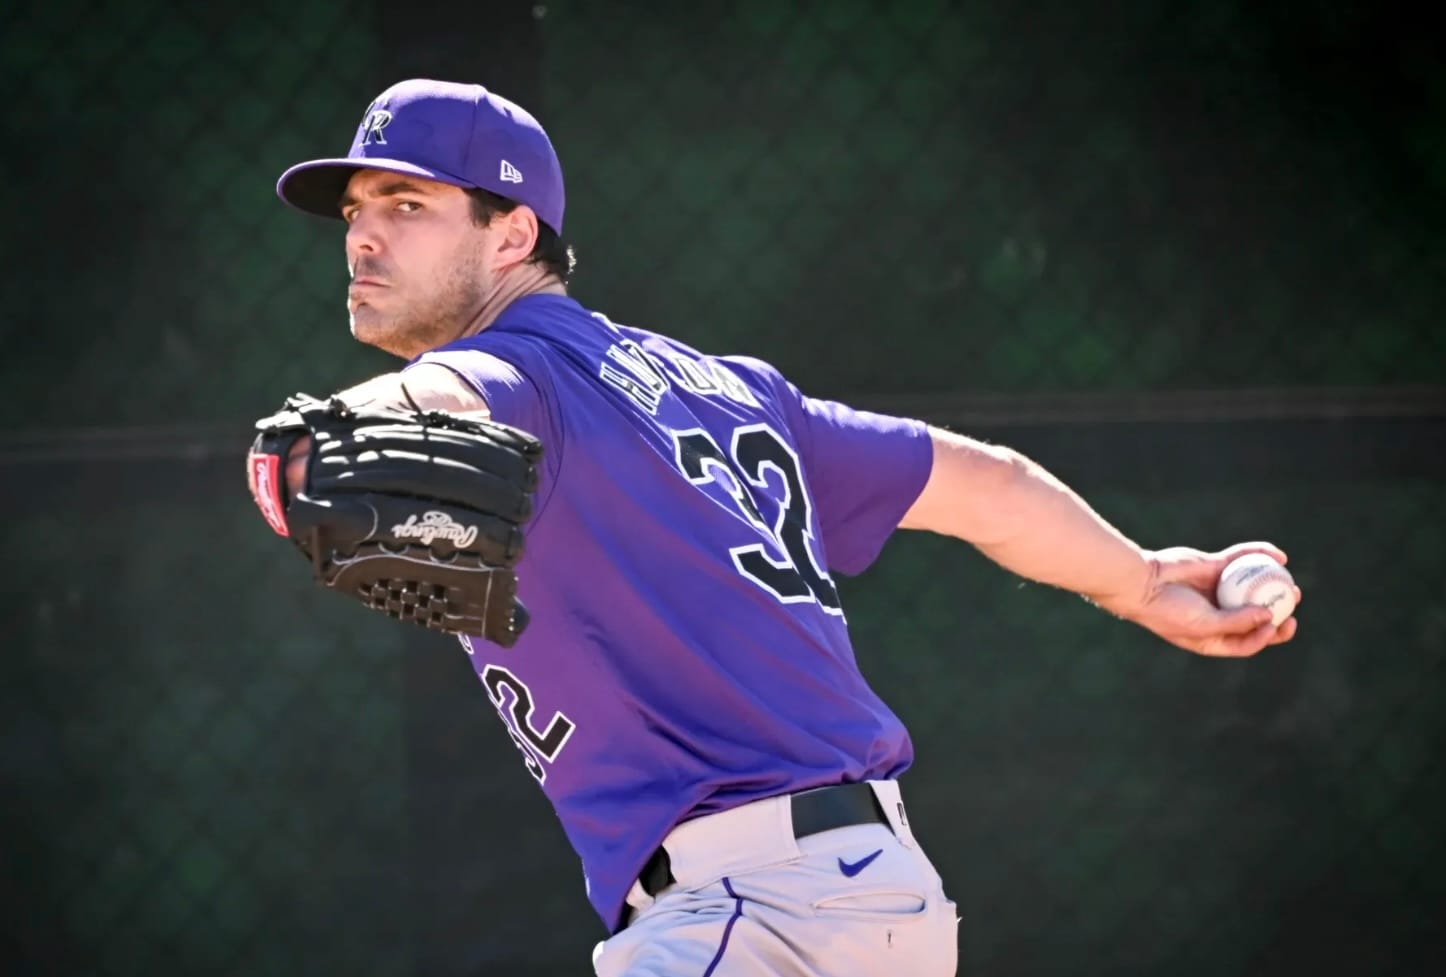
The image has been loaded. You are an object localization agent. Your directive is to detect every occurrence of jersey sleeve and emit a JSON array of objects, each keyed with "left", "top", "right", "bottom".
[
  {"left": 787, "top": 385, "right": 935, "bottom": 577},
  {"left": 406, "top": 347, "right": 563, "bottom": 514},
  {"left": 407, "top": 348, "right": 539, "bottom": 427}
]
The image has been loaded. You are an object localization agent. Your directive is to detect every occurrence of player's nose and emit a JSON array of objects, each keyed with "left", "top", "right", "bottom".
[{"left": 344, "top": 206, "right": 386, "bottom": 255}]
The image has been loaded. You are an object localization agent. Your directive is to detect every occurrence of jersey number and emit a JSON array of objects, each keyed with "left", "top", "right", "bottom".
[
  {"left": 673, "top": 424, "right": 841, "bottom": 614},
  {"left": 482, "top": 664, "right": 576, "bottom": 785}
]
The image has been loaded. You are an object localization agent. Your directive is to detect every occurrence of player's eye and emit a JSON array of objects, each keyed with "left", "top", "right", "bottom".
[{"left": 396, "top": 200, "right": 422, "bottom": 213}]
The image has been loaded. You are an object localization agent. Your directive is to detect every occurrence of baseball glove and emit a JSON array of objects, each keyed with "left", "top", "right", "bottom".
[{"left": 246, "top": 392, "right": 542, "bottom": 647}]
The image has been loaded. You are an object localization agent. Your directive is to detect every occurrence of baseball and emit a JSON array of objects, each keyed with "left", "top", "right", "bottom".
[{"left": 1216, "top": 553, "right": 1297, "bottom": 626}]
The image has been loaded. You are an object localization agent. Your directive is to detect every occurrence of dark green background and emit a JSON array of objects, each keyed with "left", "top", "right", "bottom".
[{"left": 3, "top": 1, "right": 1442, "bottom": 975}]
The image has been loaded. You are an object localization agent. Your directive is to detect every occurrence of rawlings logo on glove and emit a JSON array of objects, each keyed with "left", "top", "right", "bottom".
[
  {"left": 246, "top": 393, "right": 543, "bottom": 647},
  {"left": 392, "top": 511, "right": 481, "bottom": 548},
  {"left": 249, "top": 453, "right": 289, "bottom": 536}
]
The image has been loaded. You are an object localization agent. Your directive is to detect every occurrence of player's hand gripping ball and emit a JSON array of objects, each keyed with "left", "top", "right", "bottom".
[
  {"left": 246, "top": 393, "right": 543, "bottom": 647},
  {"left": 1216, "top": 553, "right": 1298, "bottom": 627}
]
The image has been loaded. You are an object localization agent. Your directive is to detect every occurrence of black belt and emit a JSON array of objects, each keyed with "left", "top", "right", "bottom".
[{"left": 639, "top": 782, "right": 890, "bottom": 897}]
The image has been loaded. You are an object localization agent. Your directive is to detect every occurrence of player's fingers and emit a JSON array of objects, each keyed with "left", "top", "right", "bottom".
[
  {"left": 1218, "top": 540, "right": 1289, "bottom": 566},
  {"left": 1213, "top": 604, "right": 1275, "bottom": 635},
  {"left": 286, "top": 434, "right": 312, "bottom": 498},
  {"left": 1198, "top": 620, "right": 1276, "bottom": 657},
  {"left": 1159, "top": 543, "right": 1285, "bottom": 592},
  {"left": 1267, "top": 617, "right": 1298, "bottom": 645},
  {"left": 1164, "top": 541, "right": 1291, "bottom": 596}
]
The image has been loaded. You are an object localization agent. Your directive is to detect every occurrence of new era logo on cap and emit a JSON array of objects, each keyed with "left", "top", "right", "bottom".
[{"left": 500, "top": 160, "right": 523, "bottom": 184}]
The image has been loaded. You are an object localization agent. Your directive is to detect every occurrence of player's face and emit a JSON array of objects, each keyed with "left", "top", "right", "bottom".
[{"left": 340, "top": 169, "right": 495, "bottom": 358}]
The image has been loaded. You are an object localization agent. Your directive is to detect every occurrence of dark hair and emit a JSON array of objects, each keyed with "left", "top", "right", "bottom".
[{"left": 466, "top": 187, "right": 576, "bottom": 284}]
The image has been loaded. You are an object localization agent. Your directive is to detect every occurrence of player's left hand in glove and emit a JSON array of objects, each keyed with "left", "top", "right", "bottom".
[{"left": 245, "top": 392, "right": 542, "bottom": 647}]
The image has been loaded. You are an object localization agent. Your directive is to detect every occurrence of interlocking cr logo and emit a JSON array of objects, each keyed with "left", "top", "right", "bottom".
[{"left": 360, "top": 109, "right": 393, "bottom": 146}]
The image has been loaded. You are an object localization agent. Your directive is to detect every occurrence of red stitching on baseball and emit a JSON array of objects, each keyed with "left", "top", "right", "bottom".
[{"left": 1241, "top": 571, "right": 1292, "bottom": 614}]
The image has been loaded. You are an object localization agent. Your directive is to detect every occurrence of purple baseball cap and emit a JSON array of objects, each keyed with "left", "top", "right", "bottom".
[{"left": 276, "top": 78, "right": 566, "bottom": 233}]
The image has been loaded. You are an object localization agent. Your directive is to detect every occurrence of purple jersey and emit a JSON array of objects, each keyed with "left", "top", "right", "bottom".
[{"left": 409, "top": 294, "right": 933, "bottom": 930}]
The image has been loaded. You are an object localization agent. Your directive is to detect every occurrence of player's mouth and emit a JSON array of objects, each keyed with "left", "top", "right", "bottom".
[{"left": 347, "top": 280, "right": 390, "bottom": 312}]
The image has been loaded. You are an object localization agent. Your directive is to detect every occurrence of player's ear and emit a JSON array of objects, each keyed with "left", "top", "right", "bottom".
[{"left": 494, "top": 206, "right": 540, "bottom": 267}]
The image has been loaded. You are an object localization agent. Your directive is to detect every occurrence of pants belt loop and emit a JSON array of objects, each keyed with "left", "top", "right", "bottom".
[{"left": 867, "top": 779, "right": 916, "bottom": 850}]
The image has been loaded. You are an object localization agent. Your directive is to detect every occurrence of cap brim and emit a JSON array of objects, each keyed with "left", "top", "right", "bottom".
[{"left": 276, "top": 158, "right": 476, "bottom": 219}]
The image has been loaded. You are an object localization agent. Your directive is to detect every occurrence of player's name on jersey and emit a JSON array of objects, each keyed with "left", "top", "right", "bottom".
[{"left": 597, "top": 332, "right": 759, "bottom": 415}]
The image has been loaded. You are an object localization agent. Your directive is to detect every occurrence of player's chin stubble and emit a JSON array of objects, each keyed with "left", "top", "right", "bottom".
[{"left": 350, "top": 257, "right": 489, "bottom": 359}]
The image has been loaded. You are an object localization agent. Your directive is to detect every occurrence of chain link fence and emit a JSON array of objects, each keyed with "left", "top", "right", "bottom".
[
  {"left": 4, "top": 0, "right": 1443, "bottom": 429},
  {"left": 4, "top": 1, "right": 1444, "bottom": 975},
  {"left": 1, "top": 0, "right": 391, "bottom": 430}
]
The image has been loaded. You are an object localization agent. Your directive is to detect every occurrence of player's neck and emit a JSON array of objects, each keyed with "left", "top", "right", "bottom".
[{"left": 460, "top": 265, "right": 567, "bottom": 338}]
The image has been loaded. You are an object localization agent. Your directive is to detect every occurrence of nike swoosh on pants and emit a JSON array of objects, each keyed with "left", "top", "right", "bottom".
[{"left": 837, "top": 849, "right": 884, "bottom": 877}]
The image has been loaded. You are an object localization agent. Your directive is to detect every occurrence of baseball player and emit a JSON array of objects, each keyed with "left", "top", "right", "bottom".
[{"left": 253, "top": 78, "right": 1301, "bottom": 976}]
